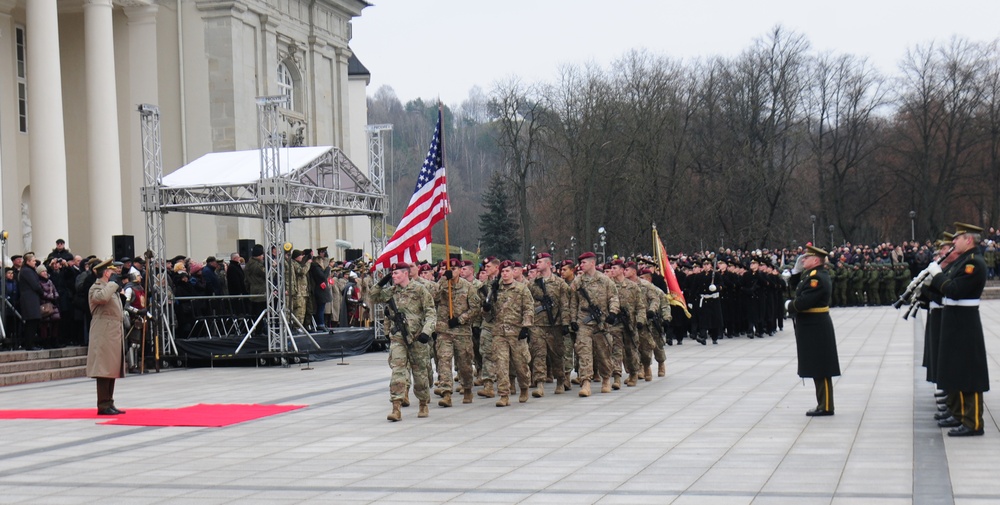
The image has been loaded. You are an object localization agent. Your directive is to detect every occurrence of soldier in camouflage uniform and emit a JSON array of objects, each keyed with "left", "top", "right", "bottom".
[
  {"left": 459, "top": 261, "right": 484, "bottom": 384},
  {"left": 864, "top": 263, "right": 880, "bottom": 306},
  {"left": 893, "top": 263, "right": 910, "bottom": 302},
  {"left": 369, "top": 262, "right": 436, "bottom": 422},
  {"left": 569, "top": 252, "right": 620, "bottom": 397},
  {"left": 631, "top": 264, "right": 665, "bottom": 382},
  {"left": 477, "top": 258, "right": 502, "bottom": 398},
  {"left": 879, "top": 264, "right": 895, "bottom": 306},
  {"left": 558, "top": 260, "right": 577, "bottom": 388},
  {"left": 288, "top": 250, "right": 310, "bottom": 327},
  {"left": 832, "top": 263, "right": 849, "bottom": 307},
  {"left": 408, "top": 262, "right": 438, "bottom": 392},
  {"left": 491, "top": 260, "right": 534, "bottom": 406},
  {"left": 608, "top": 259, "right": 644, "bottom": 391},
  {"left": 848, "top": 264, "right": 864, "bottom": 306},
  {"left": 432, "top": 259, "right": 481, "bottom": 407},
  {"left": 526, "top": 253, "right": 570, "bottom": 397}
]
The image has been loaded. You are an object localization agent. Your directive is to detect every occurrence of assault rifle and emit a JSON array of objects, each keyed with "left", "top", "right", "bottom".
[
  {"left": 618, "top": 308, "right": 637, "bottom": 348},
  {"left": 384, "top": 297, "right": 410, "bottom": 343},
  {"left": 576, "top": 285, "right": 604, "bottom": 324},
  {"left": 533, "top": 278, "right": 556, "bottom": 325}
]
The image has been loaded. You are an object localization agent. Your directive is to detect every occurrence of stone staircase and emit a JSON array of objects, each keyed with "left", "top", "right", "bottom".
[
  {"left": 985, "top": 279, "right": 1000, "bottom": 300},
  {"left": 0, "top": 347, "right": 88, "bottom": 387}
]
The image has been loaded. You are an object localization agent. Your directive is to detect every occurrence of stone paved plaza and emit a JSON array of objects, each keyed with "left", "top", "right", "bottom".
[{"left": 1, "top": 302, "right": 999, "bottom": 504}]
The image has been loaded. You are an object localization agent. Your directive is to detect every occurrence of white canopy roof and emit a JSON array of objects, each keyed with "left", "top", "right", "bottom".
[{"left": 162, "top": 146, "right": 334, "bottom": 187}]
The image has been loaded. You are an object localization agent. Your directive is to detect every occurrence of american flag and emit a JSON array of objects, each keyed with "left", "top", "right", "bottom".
[{"left": 372, "top": 109, "right": 449, "bottom": 271}]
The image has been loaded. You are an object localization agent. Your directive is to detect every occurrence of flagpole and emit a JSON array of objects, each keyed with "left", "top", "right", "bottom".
[{"left": 438, "top": 102, "right": 454, "bottom": 318}]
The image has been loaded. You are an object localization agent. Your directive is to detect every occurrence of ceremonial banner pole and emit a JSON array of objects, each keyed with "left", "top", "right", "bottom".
[{"left": 438, "top": 102, "right": 454, "bottom": 317}]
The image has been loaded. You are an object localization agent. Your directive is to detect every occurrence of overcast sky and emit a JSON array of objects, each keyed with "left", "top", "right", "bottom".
[{"left": 350, "top": 0, "right": 1000, "bottom": 108}]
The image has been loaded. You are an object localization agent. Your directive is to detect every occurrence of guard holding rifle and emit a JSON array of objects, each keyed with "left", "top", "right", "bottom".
[
  {"left": 526, "top": 253, "right": 570, "bottom": 397},
  {"left": 785, "top": 245, "right": 841, "bottom": 417},
  {"left": 569, "top": 252, "right": 620, "bottom": 397},
  {"left": 924, "top": 222, "right": 989, "bottom": 437},
  {"left": 370, "top": 262, "right": 436, "bottom": 422}
]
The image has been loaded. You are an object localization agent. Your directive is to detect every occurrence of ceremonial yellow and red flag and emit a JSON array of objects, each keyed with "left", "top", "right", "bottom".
[{"left": 653, "top": 225, "right": 691, "bottom": 319}]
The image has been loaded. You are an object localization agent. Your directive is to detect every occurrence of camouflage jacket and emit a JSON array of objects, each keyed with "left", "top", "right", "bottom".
[
  {"left": 244, "top": 257, "right": 266, "bottom": 295},
  {"left": 635, "top": 278, "right": 664, "bottom": 322},
  {"left": 370, "top": 281, "right": 436, "bottom": 341},
  {"left": 433, "top": 276, "right": 482, "bottom": 336},
  {"left": 569, "top": 271, "right": 620, "bottom": 327},
  {"left": 492, "top": 279, "right": 533, "bottom": 336},
  {"left": 526, "top": 273, "right": 571, "bottom": 327},
  {"left": 613, "top": 277, "right": 646, "bottom": 331}
]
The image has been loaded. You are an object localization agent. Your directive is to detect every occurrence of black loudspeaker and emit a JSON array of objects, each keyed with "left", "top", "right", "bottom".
[
  {"left": 112, "top": 235, "right": 135, "bottom": 261},
  {"left": 449, "top": 252, "right": 462, "bottom": 260},
  {"left": 237, "top": 239, "right": 255, "bottom": 261},
  {"left": 345, "top": 248, "right": 363, "bottom": 262}
]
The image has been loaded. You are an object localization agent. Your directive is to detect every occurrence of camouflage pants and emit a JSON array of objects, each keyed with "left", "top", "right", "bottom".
[
  {"left": 492, "top": 332, "right": 531, "bottom": 397},
  {"left": 608, "top": 326, "right": 626, "bottom": 377},
  {"left": 575, "top": 323, "right": 612, "bottom": 381},
  {"left": 292, "top": 296, "right": 307, "bottom": 327},
  {"left": 563, "top": 334, "right": 575, "bottom": 375},
  {"left": 530, "top": 325, "right": 566, "bottom": 385},
  {"left": 388, "top": 336, "right": 430, "bottom": 403},
  {"left": 642, "top": 327, "right": 665, "bottom": 364},
  {"left": 479, "top": 325, "right": 496, "bottom": 382},
  {"left": 436, "top": 332, "right": 474, "bottom": 391}
]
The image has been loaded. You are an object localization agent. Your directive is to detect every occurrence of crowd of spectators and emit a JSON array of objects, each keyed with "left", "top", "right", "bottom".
[
  {"left": 0, "top": 238, "right": 378, "bottom": 351},
  {"left": 4, "top": 230, "right": 1000, "bottom": 352}
]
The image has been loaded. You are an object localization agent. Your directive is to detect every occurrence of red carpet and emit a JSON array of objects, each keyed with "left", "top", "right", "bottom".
[{"left": 0, "top": 404, "right": 306, "bottom": 427}]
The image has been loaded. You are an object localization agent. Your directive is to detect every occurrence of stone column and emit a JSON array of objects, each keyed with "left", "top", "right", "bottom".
[
  {"left": 26, "top": 0, "right": 69, "bottom": 253},
  {"left": 84, "top": 0, "right": 123, "bottom": 256},
  {"left": 124, "top": 3, "right": 159, "bottom": 254}
]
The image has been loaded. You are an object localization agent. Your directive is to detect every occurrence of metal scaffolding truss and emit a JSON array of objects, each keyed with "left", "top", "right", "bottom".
[
  {"left": 155, "top": 147, "right": 383, "bottom": 219},
  {"left": 137, "top": 104, "right": 178, "bottom": 358},
  {"left": 366, "top": 124, "right": 392, "bottom": 343},
  {"left": 138, "top": 96, "right": 386, "bottom": 354}
]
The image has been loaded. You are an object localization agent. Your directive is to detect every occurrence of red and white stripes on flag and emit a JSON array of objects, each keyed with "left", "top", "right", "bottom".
[{"left": 372, "top": 109, "right": 449, "bottom": 271}]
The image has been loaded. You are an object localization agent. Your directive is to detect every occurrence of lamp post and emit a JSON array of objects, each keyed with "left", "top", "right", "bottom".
[
  {"left": 909, "top": 211, "right": 916, "bottom": 241},
  {"left": 530, "top": 245, "right": 536, "bottom": 261},
  {"left": 598, "top": 227, "right": 607, "bottom": 263},
  {"left": 828, "top": 225, "right": 835, "bottom": 250},
  {"left": 810, "top": 215, "right": 817, "bottom": 245},
  {"left": 570, "top": 236, "right": 577, "bottom": 260}
]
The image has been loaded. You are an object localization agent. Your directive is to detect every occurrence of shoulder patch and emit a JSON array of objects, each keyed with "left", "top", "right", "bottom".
[
  {"left": 965, "top": 264, "right": 975, "bottom": 275},
  {"left": 809, "top": 270, "right": 817, "bottom": 277},
  {"left": 810, "top": 279, "right": 818, "bottom": 288}
]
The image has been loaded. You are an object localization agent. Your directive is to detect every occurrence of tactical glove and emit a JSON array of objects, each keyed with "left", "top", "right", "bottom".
[
  {"left": 448, "top": 317, "right": 460, "bottom": 328},
  {"left": 646, "top": 310, "right": 656, "bottom": 321},
  {"left": 443, "top": 269, "right": 453, "bottom": 280},
  {"left": 605, "top": 312, "right": 618, "bottom": 326},
  {"left": 417, "top": 333, "right": 430, "bottom": 344},
  {"left": 518, "top": 327, "right": 531, "bottom": 340},
  {"left": 377, "top": 272, "right": 392, "bottom": 287},
  {"left": 570, "top": 322, "right": 579, "bottom": 332},
  {"left": 562, "top": 325, "right": 571, "bottom": 336},
  {"left": 482, "top": 301, "right": 492, "bottom": 312}
]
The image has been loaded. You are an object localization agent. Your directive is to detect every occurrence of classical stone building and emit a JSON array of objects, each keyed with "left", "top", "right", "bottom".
[{"left": 0, "top": 0, "right": 372, "bottom": 261}]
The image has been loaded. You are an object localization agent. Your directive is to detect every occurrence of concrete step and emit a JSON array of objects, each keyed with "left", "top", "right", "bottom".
[
  {"left": 0, "top": 355, "right": 88, "bottom": 375},
  {"left": 0, "top": 346, "right": 88, "bottom": 363},
  {"left": 0, "top": 346, "right": 89, "bottom": 387},
  {"left": 0, "top": 366, "right": 87, "bottom": 387},
  {"left": 984, "top": 286, "right": 1000, "bottom": 300}
]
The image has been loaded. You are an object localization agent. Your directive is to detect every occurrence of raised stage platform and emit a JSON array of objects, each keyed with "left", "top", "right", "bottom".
[{"left": 174, "top": 327, "right": 377, "bottom": 366}]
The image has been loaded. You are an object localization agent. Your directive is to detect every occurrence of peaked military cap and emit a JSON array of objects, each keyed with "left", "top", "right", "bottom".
[
  {"left": 805, "top": 245, "right": 828, "bottom": 257},
  {"left": 953, "top": 222, "right": 984, "bottom": 236}
]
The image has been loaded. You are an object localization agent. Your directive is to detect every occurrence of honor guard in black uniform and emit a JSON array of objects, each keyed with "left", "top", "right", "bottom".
[
  {"left": 785, "top": 245, "right": 841, "bottom": 416},
  {"left": 926, "top": 223, "right": 989, "bottom": 436}
]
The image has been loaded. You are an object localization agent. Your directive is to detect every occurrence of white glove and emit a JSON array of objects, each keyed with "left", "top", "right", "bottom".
[
  {"left": 791, "top": 255, "right": 806, "bottom": 275},
  {"left": 925, "top": 261, "right": 942, "bottom": 278},
  {"left": 708, "top": 283, "right": 717, "bottom": 292},
  {"left": 781, "top": 269, "right": 791, "bottom": 280},
  {"left": 784, "top": 300, "right": 792, "bottom": 312}
]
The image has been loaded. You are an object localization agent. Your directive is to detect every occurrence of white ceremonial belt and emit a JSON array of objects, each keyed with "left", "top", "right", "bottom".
[
  {"left": 943, "top": 298, "right": 980, "bottom": 307},
  {"left": 928, "top": 301, "right": 942, "bottom": 310},
  {"left": 700, "top": 293, "right": 720, "bottom": 299}
]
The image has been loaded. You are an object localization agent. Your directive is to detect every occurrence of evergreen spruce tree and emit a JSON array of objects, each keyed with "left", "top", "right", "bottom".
[{"left": 478, "top": 172, "right": 521, "bottom": 259}]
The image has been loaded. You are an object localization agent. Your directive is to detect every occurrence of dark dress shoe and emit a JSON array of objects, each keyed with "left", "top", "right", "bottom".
[
  {"left": 947, "top": 425, "right": 984, "bottom": 437},
  {"left": 936, "top": 398, "right": 947, "bottom": 405},
  {"left": 806, "top": 409, "right": 834, "bottom": 417},
  {"left": 934, "top": 411, "right": 953, "bottom": 421},
  {"left": 937, "top": 417, "right": 961, "bottom": 428},
  {"left": 97, "top": 408, "right": 118, "bottom": 415},
  {"left": 937, "top": 405, "right": 948, "bottom": 412},
  {"left": 110, "top": 407, "right": 126, "bottom": 415},
  {"left": 934, "top": 391, "right": 947, "bottom": 398}
]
